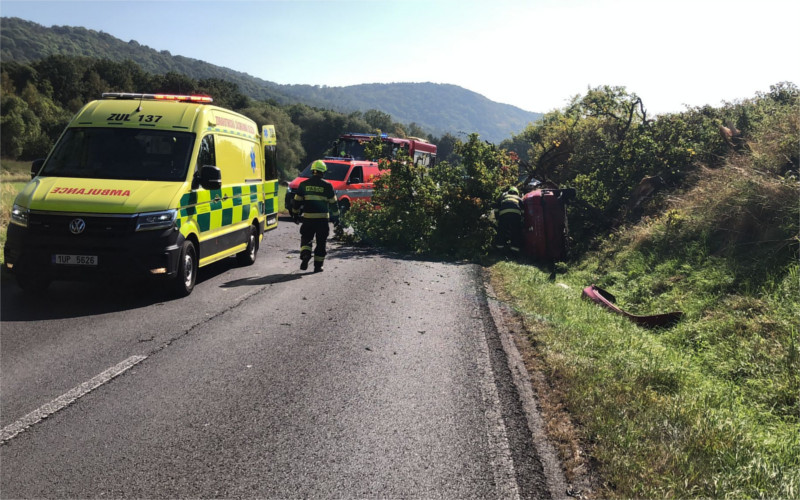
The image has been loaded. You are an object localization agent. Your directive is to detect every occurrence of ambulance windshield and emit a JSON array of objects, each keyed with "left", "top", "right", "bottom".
[{"left": 41, "top": 128, "right": 194, "bottom": 181}]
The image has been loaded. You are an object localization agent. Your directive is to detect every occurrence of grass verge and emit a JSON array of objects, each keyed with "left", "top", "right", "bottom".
[{"left": 490, "top": 162, "right": 799, "bottom": 498}]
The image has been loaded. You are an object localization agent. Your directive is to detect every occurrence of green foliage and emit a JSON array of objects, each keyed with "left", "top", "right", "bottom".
[
  {"left": 0, "top": 55, "right": 434, "bottom": 179},
  {"left": 239, "top": 103, "right": 305, "bottom": 180},
  {"left": 285, "top": 104, "right": 372, "bottom": 172},
  {"left": 345, "top": 134, "right": 517, "bottom": 258},
  {"left": 489, "top": 98, "right": 800, "bottom": 495},
  {"left": 502, "top": 83, "right": 800, "bottom": 254},
  {"left": 493, "top": 223, "right": 799, "bottom": 497}
]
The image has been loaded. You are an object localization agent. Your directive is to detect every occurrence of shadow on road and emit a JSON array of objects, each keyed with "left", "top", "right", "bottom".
[
  {"left": 220, "top": 273, "right": 305, "bottom": 288},
  {"left": 0, "top": 258, "right": 242, "bottom": 321}
]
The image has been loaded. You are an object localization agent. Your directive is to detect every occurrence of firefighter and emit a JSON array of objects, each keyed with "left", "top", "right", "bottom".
[
  {"left": 495, "top": 186, "right": 523, "bottom": 254},
  {"left": 292, "top": 160, "right": 340, "bottom": 272}
]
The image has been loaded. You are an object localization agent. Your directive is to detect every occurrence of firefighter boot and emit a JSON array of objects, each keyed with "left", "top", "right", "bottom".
[
  {"left": 313, "top": 256, "right": 324, "bottom": 273},
  {"left": 300, "top": 249, "right": 311, "bottom": 271}
]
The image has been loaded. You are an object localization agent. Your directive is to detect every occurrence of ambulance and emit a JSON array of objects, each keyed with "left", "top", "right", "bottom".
[{"left": 4, "top": 93, "right": 280, "bottom": 296}]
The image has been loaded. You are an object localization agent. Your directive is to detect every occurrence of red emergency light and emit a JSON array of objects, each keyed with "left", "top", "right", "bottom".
[
  {"left": 153, "top": 94, "right": 213, "bottom": 103},
  {"left": 102, "top": 92, "right": 214, "bottom": 103}
]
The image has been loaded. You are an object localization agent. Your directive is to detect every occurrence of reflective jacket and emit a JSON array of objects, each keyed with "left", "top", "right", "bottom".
[
  {"left": 292, "top": 175, "right": 340, "bottom": 221},
  {"left": 496, "top": 192, "right": 522, "bottom": 217}
]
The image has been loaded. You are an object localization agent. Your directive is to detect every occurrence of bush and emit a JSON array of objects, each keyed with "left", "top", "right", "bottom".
[{"left": 344, "top": 134, "right": 518, "bottom": 259}]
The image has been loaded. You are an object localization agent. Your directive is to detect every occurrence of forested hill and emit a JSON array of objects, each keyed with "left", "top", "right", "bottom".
[
  {"left": 0, "top": 17, "right": 542, "bottom": 142},
  {"left": 278, "top": 83, "right": 540, "bottom": 142}
]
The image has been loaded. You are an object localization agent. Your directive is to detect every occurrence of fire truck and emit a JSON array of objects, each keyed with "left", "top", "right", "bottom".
[
  {"left": 285, "top": 133, "right": 437, "bottom": 213},
  {"left": 329, "top": 133, "right": 437, "bottom": 167}
]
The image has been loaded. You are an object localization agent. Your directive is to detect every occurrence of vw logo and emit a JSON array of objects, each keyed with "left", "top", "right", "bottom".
[{"left": 69, "top": 218, "right": 86, "bottom": 235}]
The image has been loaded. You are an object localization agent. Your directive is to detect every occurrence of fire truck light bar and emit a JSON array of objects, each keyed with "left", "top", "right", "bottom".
[{"left": 102, "top": 93, "right": 213, "bottom": 103}]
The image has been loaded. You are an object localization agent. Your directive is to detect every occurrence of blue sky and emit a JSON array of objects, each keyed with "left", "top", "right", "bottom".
[{"left": 1, "top": 0, "right": 798, "bottom": 115}]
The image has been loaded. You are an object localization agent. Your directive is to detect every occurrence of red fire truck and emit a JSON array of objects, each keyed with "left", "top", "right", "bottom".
[
  {"left": 285, "top": 133, "right": 437, "bottom": 213},
  {"left": 329, "top": 133, "right": 437, "bottom": 167}
]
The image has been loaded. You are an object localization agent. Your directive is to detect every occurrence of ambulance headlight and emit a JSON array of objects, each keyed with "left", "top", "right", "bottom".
[
  {"left": 10, "top": 204, "right": 29, "bottom": 228},
  {"left": 136, "top": 209, "right": 177, "bottom": 231}
]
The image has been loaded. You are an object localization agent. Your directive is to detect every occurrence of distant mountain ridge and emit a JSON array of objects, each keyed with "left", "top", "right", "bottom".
[{"left": 0, "top": 17, "right": 542, "bottom": 142}]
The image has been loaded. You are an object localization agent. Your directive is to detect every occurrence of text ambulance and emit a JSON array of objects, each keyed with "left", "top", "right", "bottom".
[{"left": 4, "top": 93, "right": 279, "bottom": 296}]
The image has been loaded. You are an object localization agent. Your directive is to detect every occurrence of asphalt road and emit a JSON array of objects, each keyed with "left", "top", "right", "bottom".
[{"left": 1, "top": 218, "right": 560, "bottom": 498}]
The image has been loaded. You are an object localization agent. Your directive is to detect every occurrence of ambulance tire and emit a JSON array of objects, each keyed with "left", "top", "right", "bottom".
[
  {"left": 236, "top": 225, "right": 259, "bottom": 266},
  {"left": 171, "top": 239, "right": 197, "bottom": 297}
]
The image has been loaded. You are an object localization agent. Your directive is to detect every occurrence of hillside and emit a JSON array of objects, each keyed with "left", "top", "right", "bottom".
[
  {"left": 279, "top": 82, "right": 540, "bottom": 141},
  {"left": 0, "top": 17, "right": 542, "bottom": 142}
]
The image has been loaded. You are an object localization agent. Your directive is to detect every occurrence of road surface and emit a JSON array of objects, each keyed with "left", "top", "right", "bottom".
[{"left": 1, "top": 218, "right": 564, "bottom": 498}]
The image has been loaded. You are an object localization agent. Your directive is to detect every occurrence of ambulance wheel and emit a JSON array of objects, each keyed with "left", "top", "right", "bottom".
[
  {"left": 236, "top": 225, "right": 259, "bottom": 266},
  {"left": 16, "top": 270, "right": 51, "bottom": 293},
  {"left": 172, "top": 240, "right": 197, "bottom": 297}
]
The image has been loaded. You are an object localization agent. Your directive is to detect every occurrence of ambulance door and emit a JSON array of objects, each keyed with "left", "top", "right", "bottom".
[
  {"left": 192, "top": 133, "right": 225, "bottom": 260},
  {"left": 261, "top": 125, "right": 279, "bottom": 228}
]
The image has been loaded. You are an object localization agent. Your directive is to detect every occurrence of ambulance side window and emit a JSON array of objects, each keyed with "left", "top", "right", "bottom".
[{"left": 197, "top": 135, "right": 216, "bottom": 169}]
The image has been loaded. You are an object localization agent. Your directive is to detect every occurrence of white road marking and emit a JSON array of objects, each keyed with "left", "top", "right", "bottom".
[{"left": 1, "top": 355, "right": 147, "bottom": 444}]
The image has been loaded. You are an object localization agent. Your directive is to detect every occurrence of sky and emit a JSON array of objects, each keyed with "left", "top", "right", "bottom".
[{"left": 1, "top": 0, "right": 798, "bottom": 115}]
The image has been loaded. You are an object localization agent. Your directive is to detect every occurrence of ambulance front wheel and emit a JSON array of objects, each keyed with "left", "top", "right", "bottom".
[
  {"left": 172, "top": 239, "right": 197, "bottom": 297},
  {"left": 236, "top": 225, "right": 259, "bottom": 266}
]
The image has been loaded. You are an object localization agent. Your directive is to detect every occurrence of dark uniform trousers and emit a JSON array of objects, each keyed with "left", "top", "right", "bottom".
[
  {"left": 497, "top": 212, "right": 523, "bottom": 252},
  {"left": 495, "top": 193, "right": 523, "bottom": 253},
  {"left": 300, "top": 219, "right": 330, "bottom": 266}
]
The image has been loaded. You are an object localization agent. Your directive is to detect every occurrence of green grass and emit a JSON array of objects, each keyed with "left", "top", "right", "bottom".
[
  {"left": 0, "top": 159, "right": 32, "bottom": 263},
  {"left": 490, "top": 164, "right": 800, "bottom": 498}
]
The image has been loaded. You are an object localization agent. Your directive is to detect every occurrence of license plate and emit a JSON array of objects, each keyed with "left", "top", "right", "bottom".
[{"left": 52, "top": 254, "right": 98, "bottom": 266}]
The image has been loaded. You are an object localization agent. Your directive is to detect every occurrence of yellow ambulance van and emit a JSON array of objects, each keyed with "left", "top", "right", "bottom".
[{"left": 4, "top": 93, "right": 279, "bottom": 296}]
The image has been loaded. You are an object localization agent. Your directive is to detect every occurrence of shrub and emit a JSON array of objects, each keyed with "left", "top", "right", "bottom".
[{"left": 344, "top": 134, "right": 518, "bottom": 258}]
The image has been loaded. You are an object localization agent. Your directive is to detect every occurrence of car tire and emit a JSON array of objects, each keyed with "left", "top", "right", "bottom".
[
  {"left": 171, "top": 239, "right": 197, "bottom": 297},
  {"left": 236, "top": 225, "right": 259, "bottom": 266}
]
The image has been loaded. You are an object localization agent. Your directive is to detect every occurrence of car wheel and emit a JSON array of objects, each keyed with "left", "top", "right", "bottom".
[
  {"left": 236, "top": 225, "right": 259, "bottom": 266},
  {"left": 171, "top": 239, "right": 197, "bottom": 297}
]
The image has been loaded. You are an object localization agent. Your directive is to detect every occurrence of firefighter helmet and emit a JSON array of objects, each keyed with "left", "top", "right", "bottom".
[
  {"left": 508, "top": 186, "right": 520, "bottom": 196},
  {"left": 311, "top": 160, "right": 327, "bottom": 173}
]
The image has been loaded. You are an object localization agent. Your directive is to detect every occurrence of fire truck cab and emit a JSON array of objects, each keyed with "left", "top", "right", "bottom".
[
  {"left": 286, "top": 158, "right": 383, "bottom": 214},
  {"left": 285, "top": 132, "right": 437, "bottom": 213}
]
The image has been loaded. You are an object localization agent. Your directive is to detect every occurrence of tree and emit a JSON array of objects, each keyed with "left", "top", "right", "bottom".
[
  {"left": 1, "top": 95, "right": 33, "bottom": 158},
  {"left": 364, "top": 109, "right": 394, "bottom": 133},
  {"left": 239, "top": 103, "right": 305, "bottom": 180},
  {"left": 345, "top": 133, "right": 517, "bottom": 258}
]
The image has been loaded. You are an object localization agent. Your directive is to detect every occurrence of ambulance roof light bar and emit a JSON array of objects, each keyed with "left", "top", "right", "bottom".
[{"left": 102, "top": 93, "right": 213, "bottom": 103}]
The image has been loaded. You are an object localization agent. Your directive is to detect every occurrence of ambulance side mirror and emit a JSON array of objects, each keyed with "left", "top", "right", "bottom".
[
  {"left": 31, "top": 158, "right": 45, "bottom": 179},
  {"left": 195, "top": 165, "right": 222, "bottom": 190}
]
